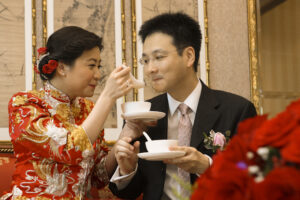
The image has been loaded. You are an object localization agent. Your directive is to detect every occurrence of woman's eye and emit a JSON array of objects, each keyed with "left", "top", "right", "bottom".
[
  {"left": 89, "top": 64, "right": 96, "bottom": 68},
  {"left": 98, "top": 65, "right": 102, "bottom": 69}
]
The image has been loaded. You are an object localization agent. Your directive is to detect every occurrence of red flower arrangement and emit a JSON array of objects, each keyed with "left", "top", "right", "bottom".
[
  {"left": 42, "top": 60, "right": 58, "bottom": 74},
  {"left": 37, "top": 47, "right": 48, "bottom": 56},
  {"left": 191, "top": 99, "right": 300, "bottom": 200}
]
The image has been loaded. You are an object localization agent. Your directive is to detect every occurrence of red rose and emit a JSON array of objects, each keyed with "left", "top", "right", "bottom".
[
  {"left": 37, "top": 47, "right": 47, "bottom": 55},
  {"left": 286, "top": 99, "right": 300, "bottom": 120},
  {"left": 252, "top": 167, "right": 300, "bottom": 200},
  {"left": 191, "top": 158, "right": 252, "bottom": 200},
  {"left": 251, "top": 111, "right": 297, "bottom": 151},
  {"left": 236, "top": 115, "right": 268, "bottom": 137},
  {"left": 42, "top": 60, "right": 58, "bottom": 74},
  {"left": 281, "top": 127, "right": 300, "bottom": 164}
]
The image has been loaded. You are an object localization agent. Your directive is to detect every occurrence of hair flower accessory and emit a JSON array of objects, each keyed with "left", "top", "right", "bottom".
[
  {"left": 203, "top": 130, "right": 231, "bottom": 152},
  {"left": 42, "top": 60, "right": 58, "bottom": 74},
  {"left": 37, "top": 47, "right": 48, "bottom": 57}
]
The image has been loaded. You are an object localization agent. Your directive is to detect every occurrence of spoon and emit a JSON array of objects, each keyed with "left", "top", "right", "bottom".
[
  {"left": 143, "top": 131, "right": 152, "bottom": 141},
  {"left": 122, "top": 64, "right": 145, "bottom": 89}
]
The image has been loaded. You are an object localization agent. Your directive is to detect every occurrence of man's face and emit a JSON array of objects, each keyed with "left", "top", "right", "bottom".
[{"left": 142, "top": 32, "right": 188, "bottom": 94}]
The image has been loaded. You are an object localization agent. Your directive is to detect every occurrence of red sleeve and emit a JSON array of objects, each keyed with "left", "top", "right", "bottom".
[{"left": 8, "top": 92, "right": 93, "bottom": 165}]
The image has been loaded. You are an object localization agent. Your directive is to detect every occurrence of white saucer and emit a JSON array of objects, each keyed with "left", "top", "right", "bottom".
[
  {"left": 138, "top": 151, "right": 185, "bottom": 161},
  {"left": 121, "top": 111, "right": 166, "bottom": 121}
]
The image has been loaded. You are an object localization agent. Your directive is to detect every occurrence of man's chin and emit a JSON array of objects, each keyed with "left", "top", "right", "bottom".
[{"left": 152, "top": 86, "right": 166, "bottom": 93}]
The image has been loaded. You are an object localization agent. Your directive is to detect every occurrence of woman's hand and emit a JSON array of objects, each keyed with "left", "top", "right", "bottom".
[{"left": 102, "top": 66, "right": 133, "bottom": 101}]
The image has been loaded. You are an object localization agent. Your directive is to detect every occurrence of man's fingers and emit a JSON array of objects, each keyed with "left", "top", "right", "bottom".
[{"left": 133, "top": 141, "right": 140, "bottom": 154}]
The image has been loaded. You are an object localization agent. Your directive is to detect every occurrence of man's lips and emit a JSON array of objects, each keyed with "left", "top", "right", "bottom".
[
  {"left": 151, "top": 76, "right": 163, "bottom": 81},
  {"left": 89, "top": 84, "right": 96, "bottom": 88}
]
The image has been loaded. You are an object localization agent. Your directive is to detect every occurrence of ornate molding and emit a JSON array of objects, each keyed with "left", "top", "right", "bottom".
[
  {"left": 247, "top": 0, "right": 260, "bottom": 113},
  {"left": 42, "top": 0, "right": 47, "bottom": 46},
  {"left": 32, "top": 0, "right": 37, "bottom": 90},
  {"left": 131, "top": 0, "right": 138, "bottom": 101},
  {"left": 121, "top": 0, "right": 127, "bottom": 102},
  {"left": 203, "top": 0, "right": 210, "bottom": 87},
  {"left": 0, "top": 141, "right": 13, "bottom": 153}
]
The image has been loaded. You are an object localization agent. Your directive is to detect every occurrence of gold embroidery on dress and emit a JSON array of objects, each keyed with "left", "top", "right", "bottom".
[
  {"left": 29, "top": 90, "right": 45, "bottom": 99},
  {"left": 84, "top": 99, "right": 93, "bottom": 114},
  {"left": 31, "top": 159, "right": 53, "bottom": 180},
  {"left": 71, "top": 103, "right": 81, "bottom": 119},
  {"left": 21, "top": 108, "right": 49, "bottom": 143},
  {"left": 67, "top": 126, "right": 92, "bottom": 151},
  {"left": 14, "top": 113, "right": 22, "bottom": 124},
  {"left": 50, "top": 90, "right": 63, "bottom": 100},
  {"left": 13, "top": 95, "right": 27, "bottom": 106},
  {"left": 16, "top": 106, "right": 49, "bottom": 143},
  {"left": 13, "top": 196, "right": 81, "bottom": 200},
  {"left": 56, "top": 104, "right": 71, "bottom": 121}
]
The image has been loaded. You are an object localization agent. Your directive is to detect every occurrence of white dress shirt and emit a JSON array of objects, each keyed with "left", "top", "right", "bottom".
[{"left": 111, "top": 81, "right": 212, "bottom": 199}]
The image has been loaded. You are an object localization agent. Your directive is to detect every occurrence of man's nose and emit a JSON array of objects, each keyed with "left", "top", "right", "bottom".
[{"left": 146, "top": 60, "right": 158, "bottom": 74}]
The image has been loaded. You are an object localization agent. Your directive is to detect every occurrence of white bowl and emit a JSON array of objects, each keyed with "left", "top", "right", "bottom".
[
  {"left": 146, "top": 139, "right": 178, "bottom": 153},
  {"left": 122, "top": 101, "right": 151, "bottom": 114}
]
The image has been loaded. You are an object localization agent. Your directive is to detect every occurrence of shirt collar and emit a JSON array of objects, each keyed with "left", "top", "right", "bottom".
[{"left": 167, "top": 81, "right": 202, "bottom": 116}]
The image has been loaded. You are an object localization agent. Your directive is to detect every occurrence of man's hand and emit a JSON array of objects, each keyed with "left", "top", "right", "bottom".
[
  {"left": 114, "top": 137, "right": 140, "bottom": 176},
  {"left": 163, "top": 146, "right": 210, "bottom": 174},
  {"left": 119, "top": 119, "right": 157, "bottom": 140}
]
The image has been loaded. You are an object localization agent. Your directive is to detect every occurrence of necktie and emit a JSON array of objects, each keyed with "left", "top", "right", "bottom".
[{"left": 177, "top": 103, "right": 192, "bottom": 197}]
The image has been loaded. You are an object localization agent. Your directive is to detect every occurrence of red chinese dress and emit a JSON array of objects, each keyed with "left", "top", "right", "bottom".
[{"left": 2, "top": 82, "right": 109, "bottom": 200}]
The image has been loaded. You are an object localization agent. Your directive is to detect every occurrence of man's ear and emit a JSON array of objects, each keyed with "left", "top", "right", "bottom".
[
  {"left": 56, "top": 62, "right": 67, "bottom": 77},
  {"left": 183, "top": 46, "right": 195, "bottom": 68}
]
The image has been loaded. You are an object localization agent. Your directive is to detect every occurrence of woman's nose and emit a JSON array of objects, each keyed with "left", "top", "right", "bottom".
[{"left": 94, "top": 68, "right": 101, "bottom": 80}]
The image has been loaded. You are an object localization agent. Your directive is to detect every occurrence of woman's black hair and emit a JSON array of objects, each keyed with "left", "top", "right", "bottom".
[{"left": 38, "top": 26, "right": 103, "bottom": 80}]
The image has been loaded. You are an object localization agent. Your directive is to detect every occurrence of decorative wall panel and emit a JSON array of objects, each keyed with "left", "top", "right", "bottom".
[
  {"left": 53, "top": 0, "right": 117, "bottom": 129},
  {"left": 0, "top": 2, "right": 25, "bottom": 128}
]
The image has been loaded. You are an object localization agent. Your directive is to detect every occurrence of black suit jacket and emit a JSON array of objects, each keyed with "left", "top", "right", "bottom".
[{"left": 110, "top": 82, "right": 257, "bottom": 200}]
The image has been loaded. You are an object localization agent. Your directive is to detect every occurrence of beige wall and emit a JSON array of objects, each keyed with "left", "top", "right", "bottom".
[
  {"left": 259, "top": 0, "right": 300, "bottom": 116},
  {"left": 207, "top": 0, "right": 251, "bottom": 100}
]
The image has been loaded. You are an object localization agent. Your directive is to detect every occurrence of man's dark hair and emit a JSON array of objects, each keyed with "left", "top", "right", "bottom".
[{"left": 138, "top": 12, "right": 202, "bottom": 71}]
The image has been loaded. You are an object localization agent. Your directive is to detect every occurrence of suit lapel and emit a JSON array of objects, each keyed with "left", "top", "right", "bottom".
[{"left": 190, "top": 82, "right": 220, "bottom": 148}]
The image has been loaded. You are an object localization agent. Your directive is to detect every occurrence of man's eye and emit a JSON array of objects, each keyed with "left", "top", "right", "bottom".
[
  {"left": 98, "top": 65, "right": 102, "bottom": 69},
  {"left": 155, "top": 55, "right": 165, "bottom": 60}
]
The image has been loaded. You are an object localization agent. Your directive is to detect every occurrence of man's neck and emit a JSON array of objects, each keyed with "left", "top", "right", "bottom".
[{"left": 168, "top": 75, "right": 199, "bottom": 102}]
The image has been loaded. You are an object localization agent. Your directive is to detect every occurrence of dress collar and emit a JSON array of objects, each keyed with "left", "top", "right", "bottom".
[{"left": 44, "top": 81, "right": 72, "bottom": 103}]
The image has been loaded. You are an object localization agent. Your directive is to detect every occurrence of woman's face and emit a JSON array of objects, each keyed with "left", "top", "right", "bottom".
[{"left": 63, "top": 47, "right": 101, "bottom": 99}]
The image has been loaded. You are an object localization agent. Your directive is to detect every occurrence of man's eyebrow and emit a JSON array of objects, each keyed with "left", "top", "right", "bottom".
[{"left": 142, "top": 49, "right": 166, "bottom": 57}]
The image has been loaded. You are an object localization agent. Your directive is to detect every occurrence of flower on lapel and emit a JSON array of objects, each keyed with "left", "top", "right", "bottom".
[{"left": 203, "top": 130, "right": 230, "bottom": 152}]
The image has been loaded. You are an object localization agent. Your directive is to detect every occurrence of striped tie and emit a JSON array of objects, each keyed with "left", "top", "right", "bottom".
[{"left": 177, "top": 103, "right": 192, "bottom": 197}]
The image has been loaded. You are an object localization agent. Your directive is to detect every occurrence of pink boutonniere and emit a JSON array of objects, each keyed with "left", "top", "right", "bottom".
[{"left": 203, "top": 130, "right": 230, "bottom": 152}]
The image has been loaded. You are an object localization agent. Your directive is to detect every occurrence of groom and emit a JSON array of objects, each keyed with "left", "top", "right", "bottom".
[{"left": 109, "top": 12, "right": 257, "bottom": 200}]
